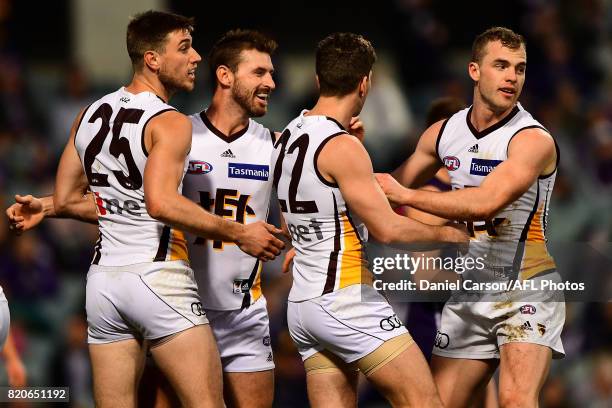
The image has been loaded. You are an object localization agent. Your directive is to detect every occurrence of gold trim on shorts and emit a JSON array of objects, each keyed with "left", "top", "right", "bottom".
[{"left": 303, "top": 332, "right": 414, "bottom": 376}]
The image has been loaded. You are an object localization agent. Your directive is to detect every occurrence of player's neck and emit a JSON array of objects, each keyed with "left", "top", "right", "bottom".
[
  {"left": 206, "top": 93, "right": 250, "bottom": 137},
  {"left": 470, "top": 93, "right": 517, "bottom": 131},
  {"left": 126, "top": 73, "right": 172, "bottom": 102},
  {"left": 307, "top": 96, "right": 355, "bottom": 130}
]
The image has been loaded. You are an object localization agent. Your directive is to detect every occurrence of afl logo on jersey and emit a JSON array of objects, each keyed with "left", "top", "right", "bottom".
[
  {"left": 443, "top": 156, "right": 461, "bottom": 171},
  {"left": 187, "top": 160, "right": 213, "bottom": 175}
]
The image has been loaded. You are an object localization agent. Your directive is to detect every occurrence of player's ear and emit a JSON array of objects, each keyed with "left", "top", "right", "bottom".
[
  {"left": 358, "top": 73, "right": 369, "bottom": 98},
  {"left": 468, "top": 61, "right": 480, "bottom": 82},
  {"left": 143, "top": 50, "right": 161, "bottom": 72},
  {"left": 216, "top": 65, "right": 233, "bottom": 88}
]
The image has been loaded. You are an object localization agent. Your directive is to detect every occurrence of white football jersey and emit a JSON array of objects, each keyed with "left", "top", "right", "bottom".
[
  {"left": 437, "top": 103, "right": 558, "bottom": 284},
  {"left": 271, "top": 111, "right": 369, "bottom": 302},
  {"left": 182, "top": 111, "right": 274, "bottom": 310},
  {"left": 74, "top": 87, "right": 188, "bottom": 266}
]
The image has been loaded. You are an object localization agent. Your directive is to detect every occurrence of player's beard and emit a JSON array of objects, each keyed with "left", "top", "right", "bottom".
[
  {"left": 159, "top": 67, "right": 192, "bottom": 95},
  {"left": 231, "top": 78, "right": 267, "bottom": 118}
]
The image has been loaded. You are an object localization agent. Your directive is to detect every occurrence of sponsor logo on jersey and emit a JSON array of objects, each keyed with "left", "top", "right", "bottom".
[
  {"left": 443, "top": 156, "right": 461, "bottom": 171},
  {"left": 187, "top": 160, "right": 213, "bottom": 174},
  {"left": 221, "top": 149, "right": 236, "bottom": 158},
  {"left": 521, "top": 321, "right": 533, "bottom": 331},
  {"left": 434, "top": 330, "right": 450, "bottom": 349},
  {"left": 468, "top": 143, "right": 479, "bottom": 153},
  {"left": 233, "top": 279, "right": 251, "bottom": 294},
  {"left": 519, "top": 304, "right": 537, "bottom": 315},
  {"left": 470, "top": 158, "right": 502, "bottom": 176},
  {"left": 228, "top": 163, "right": 270, "bottom": 181}
]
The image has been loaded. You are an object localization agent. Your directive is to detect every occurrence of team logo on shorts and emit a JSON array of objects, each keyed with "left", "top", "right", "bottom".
[
  {"left": 519, "top": 304, "right": 537, "bottom": 315},
  {"left": 443, "top": 156, "right": 461, "bottom": 171},
  {"left": 187, "top": 160, "right": 213, "bottom": 174},
  {"left": 191, "top": 302, "right": 205, "bottom": 316},
  {"left": 434, "top": 330, "right": 450, "bottom": 349},
  {"left": 379, "top": 314, "right": 403, "bottom": 331}
]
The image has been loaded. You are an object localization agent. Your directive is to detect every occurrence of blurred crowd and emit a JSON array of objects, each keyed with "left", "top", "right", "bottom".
[{"left": 0, "top": 0, "right": 610, "bottom": 406}]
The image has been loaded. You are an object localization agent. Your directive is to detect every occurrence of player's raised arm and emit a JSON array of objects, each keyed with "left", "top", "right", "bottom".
[
  {"left": 144, "top": 110, "right": 284, "bottom": 260},
  {"left": 390, "top": 120, "right": 445, "bottom": 188},
  {"left": 379, "top": 128, "right": 557, "bottom": 221},
  {"left": 317, "top": 133, "right": 467, "bottom": 244}
]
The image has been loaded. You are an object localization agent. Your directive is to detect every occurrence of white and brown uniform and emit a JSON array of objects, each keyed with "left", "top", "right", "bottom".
[
  {"left": 182, "top": 111, "right": 274, "bottom": 371},
  {"left": 433, "top": 103, "right": 564, "bottom": 358},
  {"left": 74, "top": 87, "right": 206, "bottom": 344},
  {"left": 272, "top": 111, "right": 409, "bottom": 364}
]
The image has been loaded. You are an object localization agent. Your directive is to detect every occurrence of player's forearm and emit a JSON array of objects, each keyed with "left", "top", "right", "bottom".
[
  {"left": 147, "top": 193, "right": 245, "bottom": 242},
  {"left": 367, "top": 212, "right": 445, "bottom": 244},
  {"left": 53, "top": 193, "right": 99, "bottom": 224},
  {"left": 39, "top": 196, "right": 57, "bottom": 218},
  {"left": 400, "top": 188, "right": 496, "bottom": 221}
]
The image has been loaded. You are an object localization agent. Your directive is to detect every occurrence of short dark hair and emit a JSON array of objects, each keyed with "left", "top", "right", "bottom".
[
  {"left": 316, "top": 33, "right": 377, "bottom": 97},
  {"left": 209, "top": 29, "right": 278, "bottom": 81},
  {"left": 426, "top": 97, "right": 467, "bottom": 126},
  {"left": 471, "top": 27, "right": 525, "bottom": 63},
  {"left": 126, "top": 10, "right": 195, "bottom": 70}
]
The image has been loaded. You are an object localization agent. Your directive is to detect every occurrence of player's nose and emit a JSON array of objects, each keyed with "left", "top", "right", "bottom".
[
  {"left": 191, "top": 48, "right": 202, "bottom": 64},
  {"left": 264, "top": 73, "right": 275, "bottom": 90}
]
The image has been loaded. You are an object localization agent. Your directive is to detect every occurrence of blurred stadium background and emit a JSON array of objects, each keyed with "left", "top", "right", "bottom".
[{"left": 0, "top": 0, "right": 610, "bottom": 406}]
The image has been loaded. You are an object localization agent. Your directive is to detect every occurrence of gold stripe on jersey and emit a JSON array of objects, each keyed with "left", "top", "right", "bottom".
[
  {"left": 339, "top": 213, "right": 366, "bottom": 289},
  {"left": 521, "top": 204, "right": 556, "bottom": 280},
  {"left": 169, "top": 229, "right": 189, "bottom": 261},
  {"left": 526, "top": 204, "right": 545, "bottom": 242},
  {"left": 250, "top": 261, "right": 263, "bottom": 303}
]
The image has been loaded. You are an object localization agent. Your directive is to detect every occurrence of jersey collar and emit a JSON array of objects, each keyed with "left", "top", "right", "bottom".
[
  {"left": 466, "top": 105, "right": 520, "bottom": 140},
  {"left": 200, "top": 110, "right": 250, "bottom": 144}
]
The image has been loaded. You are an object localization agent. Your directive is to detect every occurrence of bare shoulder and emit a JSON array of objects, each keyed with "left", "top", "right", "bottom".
[
  {"left": 417, "top": 119, "right": 446, "bottom": 152},
  {"left": 508, "top": 127, "right": 557, "bottom": 175},
  {"left": 323, "top": 133, "right": 367, "bottom": 153},
  {"left": 148, "top": 110, "right": 192, "bottom": 146},
  {"left": 149, "top": 109, "right": 190, "bottom": 130},
  {"left": 70, "top": 106, "right": 89, "bottom": 132},
  {"left": 318, "top": 133, "right": 372, "bottom": 180},
  {"left": 509, "top": 127, "right": 556, "bottom": 155}
]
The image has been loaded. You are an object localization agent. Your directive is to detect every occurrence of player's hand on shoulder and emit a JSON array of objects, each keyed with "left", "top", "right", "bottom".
[
  {"left": 349, "top": 116, "right": 365, "bottom": 142},
  {"left": 374, "top": 173, "right": 408, "bottom": 207},
  {"left": 237, "top": 221, "right": 285, "bottom": 261},
  {"left": 6, "top": 194, "right": 44, "bottom": 234}
]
